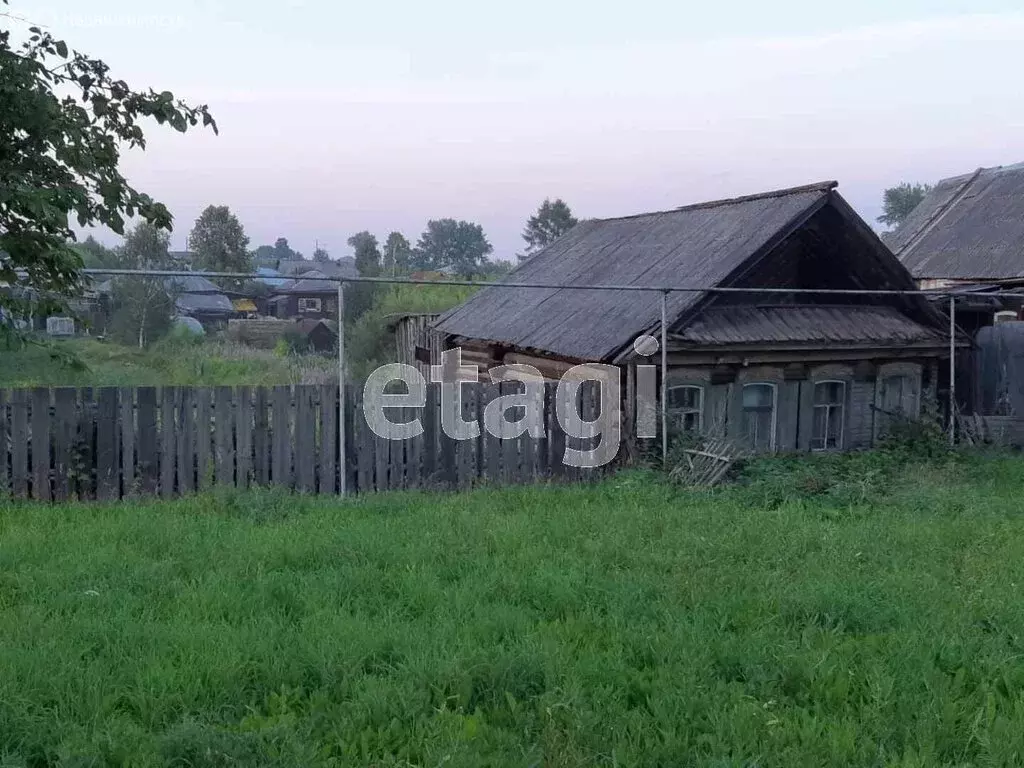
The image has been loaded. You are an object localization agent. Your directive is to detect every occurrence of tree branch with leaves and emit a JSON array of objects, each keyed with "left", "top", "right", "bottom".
[{"left": 0, "top": 1, "right": 216, "bottom": 341}]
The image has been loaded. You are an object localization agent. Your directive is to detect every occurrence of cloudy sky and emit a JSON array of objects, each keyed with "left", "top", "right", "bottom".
[{"left": 17, "top": 0, "right": 1024, "bottom": 259}]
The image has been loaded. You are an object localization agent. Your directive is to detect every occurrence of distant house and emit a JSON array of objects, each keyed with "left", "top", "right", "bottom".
[
  {"left": 886, "top": 162, "right": 1024, "bottom": 337},
  {"left": 889, "top": 163, "right": 1024, "bottom": 289},
  {"left": 166, "top": 274, "right": 235, "bottom": 328},
  {"left": 436, "top": 182, "right": 954, "bottom": 452},
  {"left": 267, "top": 271, "right": 339, "bottom": 320},
  {"left": 276, "top": 258, "right": 357, "bottom": 280}
]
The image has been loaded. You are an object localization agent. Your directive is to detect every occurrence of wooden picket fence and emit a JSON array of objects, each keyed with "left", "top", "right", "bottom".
[{"left": 0, "top": 382, "right": 613, "bottom": 501}]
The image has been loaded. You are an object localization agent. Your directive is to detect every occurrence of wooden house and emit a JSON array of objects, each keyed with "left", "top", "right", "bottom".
[
  {"left": 267, "top": 271, "right": 339, "bottom": 321},
  {"left": 386, "top": 312, "right": 444, "bottom": 380},
  {"left": 435, "top": 182, "right": 954, "bottom": 452},
  {"left": 889, "top": 162, "right": 1024, "bottom": 290}
]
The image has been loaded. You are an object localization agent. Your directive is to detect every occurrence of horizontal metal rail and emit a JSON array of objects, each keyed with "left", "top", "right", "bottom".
[{"left": 52, "top": 268, "right": 1024, "bottom": 299}]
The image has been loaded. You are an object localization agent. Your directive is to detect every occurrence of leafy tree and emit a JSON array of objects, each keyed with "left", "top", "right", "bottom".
[
  {"left": 73, "top": 236, "right": 117, "bottom": 269},
  {"left": 344, "top": 232, "right": 382, "bottom": 324},
  {"left": 0, "top": 2, "right": 215, "bottom": 344},
  {"left": 252, "top": 244, "right": 277, "bottom": 265},
  {"left": 109, "top": 222, "right": 176, "bottom": 348},
  {"left": 412, "top": 219, "right": 493, "bottom": 276},
  {"left": 273, "top": 237, "right": 301, "bottom": 262},
  {"left": 383, "top": 232, "right": 412, "bottom": 275},
  {"left": 187, "top": 205, "right": 251, "bottom": 283},
  {"left": 521, "top": 198, "right": 578, "bottom": 260},
  {"left": 348, "top": 231, "right": 382, "bottom": 277},
  {"left": 878, "top": 183, "right": 932, "bottom": 229},
  {"left": 313, "top": 246, "right": 331, "bottom": 263}
]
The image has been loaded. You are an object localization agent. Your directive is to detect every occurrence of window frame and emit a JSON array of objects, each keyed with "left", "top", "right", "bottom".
[
  {"left": 741, "top": 381, "right": 778, "bottom": 451},
  {"left": 666, "top": 384, "right": 704, "bottom": 434},
  {"left": 880, "top": 374, "right": 918, "bottom": 418},
  {"left": 297, "top": 297, "right": 322, "bottom": 313},
  {"left": 810, "top": 379, "right": 846, "bottom": 452}
]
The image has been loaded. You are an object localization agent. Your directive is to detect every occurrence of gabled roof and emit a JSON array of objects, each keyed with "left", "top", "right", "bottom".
[
  {"left": 271, "top": 270, "right": 338, "bottom": 295},
  {"left": 436, "top": 182, "right": 854, "bottom": 360},
  {"left": 175, "top": 292, "right": 234, "bottom": 315},
  {"left": 889, "top": 162, "right": 1024, "bottom": 280},
  {"left": 277, "top": 258, "right": 357, "bottom": 280},
  {"left": 165, "top": 274, "right": 222, "bottom": 294}
]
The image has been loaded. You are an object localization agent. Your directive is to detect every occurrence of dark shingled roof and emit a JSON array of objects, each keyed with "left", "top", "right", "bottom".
[
  {"left": 175, "top": 292, "right": 234, "bottom": 315},
  {"left": 672, "top": 305, "right": 946, "bottom": 347},
  {"left": 435, "top": 182, "right": 839, "bottom": 360},
  {"left": 890, "top": 162, "right": 1024, "bottom": 280},
  {"left": 272, "top": 271, "right": 338, "bottom": 295}
]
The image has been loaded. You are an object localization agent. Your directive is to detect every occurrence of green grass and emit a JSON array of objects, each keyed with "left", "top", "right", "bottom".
[
  {"left": 3, "top": 454, "right": 1024, "bottom": 765},
  {"left": 0, "top": 338, "right": 336, "bottom": 387}
]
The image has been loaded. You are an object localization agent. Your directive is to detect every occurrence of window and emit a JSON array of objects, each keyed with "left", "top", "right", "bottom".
[
  {"left": 667, "top": 385, "right": 703, "bottom": 433},
  {"left": 880, "top": 375, "right": 917, "bottom": 417},
  {"left": 742, "top": 383, "right": 776, "bottom": 451},
  {"left": 811, "top": 381, "right": 845, "bottom": 451},
  {"left": 297, "top": 297, "right": 322, "bottom": 313}
]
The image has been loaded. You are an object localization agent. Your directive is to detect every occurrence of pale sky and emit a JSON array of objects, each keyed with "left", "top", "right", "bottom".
[{"left": 16, "top": 0, "right": 1024, "bottom": 259}]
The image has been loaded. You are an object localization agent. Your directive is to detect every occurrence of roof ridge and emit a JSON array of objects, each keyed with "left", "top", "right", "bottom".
[
  {"left": 936, "top": 161, "right": 1024, "bottom": 185},
  {"left": 584, "top": 182, "right": 837, "bottom": 224},
  {"left": 674, "top": 181, "right": 838, "bottom": 213}
]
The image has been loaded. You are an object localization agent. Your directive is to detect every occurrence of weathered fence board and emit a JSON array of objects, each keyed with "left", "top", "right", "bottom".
[
  {"left": 318, "top": 386, "right": 337, "bottom": 494},
  {"left": 272, "top": 386, "right": 292, "bottom": 487},
  {"left": 295, "top": 386, "right": 316, "bottom": 493},
  {"left": 96, "top": 388, "right": 118, "bottom": 500},
  {"left": 0, "top": 392, "right": 7, "bottom": 493},
  {"left": 119, "top": 387, "right": 135, "bottom": 496},
  {"left": 196, "top": 388, "right": 212, "bottom": 490},
  {"left": 31, "top": 388, "right": 51, "bottom": 501},
  {"left": 0, "top": 381, "right": 615, "bottom": 501},
  {"left": 160, "top": 387, "right": 177, "bottom": 498},
  {"left": 10, "top": 391, "right": 28, "bottom": 497},
  {"left": 215, "top": 387, "right": 233, "bottom": 486},
  {"left": 177, "top": 388, "right": 196, "bottom": 494},
  {"left": 137, "top": 387, "right": 158, "bottom": 495},
  {"left": 52, "top": 388, "right": 76, "bottom": 501},
  {"left": 253, "top": 387, "right": 269, "bottom": 485},
  {"left": 236, "top": 386, "right": 253, "bottom": 490}
]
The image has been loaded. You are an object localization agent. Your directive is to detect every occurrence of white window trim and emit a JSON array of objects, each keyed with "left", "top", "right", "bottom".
[
  {"left": 742, "top": 382, "right": 778, "bottom": 451},
  {"left": 666, "top": 384, "right": 704, "bottom": 433},
  {"left": 811, "top": 379, "right": 846, "bottom": 452},
  {"left": 297, "top": 297, "right": 322, "bottom": 313}
]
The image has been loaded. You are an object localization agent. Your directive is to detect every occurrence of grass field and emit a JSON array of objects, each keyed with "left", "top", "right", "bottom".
[
  {"left": 3, "top": 453, "right": 1024, "bottom": 765},
  {"left": 0, "top": 338, "right": 336, "bottom": 388}
]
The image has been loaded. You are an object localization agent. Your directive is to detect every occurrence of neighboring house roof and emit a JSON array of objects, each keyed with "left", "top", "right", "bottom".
[
  {"left": 436, "top": 182, "right": 930, "bottom": 361},
  {"left": 165, "top": 274, "right": 223, "bottom": 294},
  {"left": 672, "top": 305, "right": 946, "bottom": 347},
  {"left": 271, "top": 270, "right": 338, "bottom": 295},
  {"left": 276, "top": 258, "right": 357, "bottom": 279},
  {"left": 889, "top": 162, "right": 1024, "bottom": 280},
  {"left": 296, "top": 318, "right": 338, "bottom": 335},
  {"left": 165, "top": 274, "right": 234, "bottom": 316},
  {"left": 175, "top": 292, "right": 234, "bottom": 315},
  {"left": 255, "top": 267, "right": 288, "bottom": 288}
]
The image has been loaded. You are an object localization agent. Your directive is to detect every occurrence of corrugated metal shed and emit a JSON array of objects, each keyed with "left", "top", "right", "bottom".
[
  {"left": 436, "top": 183, "right": 837, "bottom": 361},
  {"left": 890, "top": 162, "right": 1024, "bottom": 280},
  {"left": 672, "top": 305, "right": 947, "bottom": 347}
]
